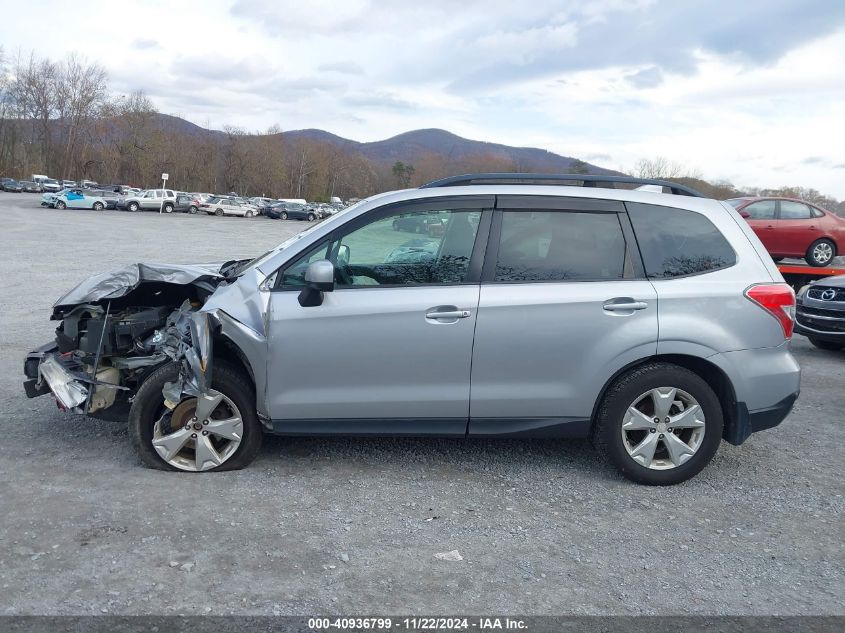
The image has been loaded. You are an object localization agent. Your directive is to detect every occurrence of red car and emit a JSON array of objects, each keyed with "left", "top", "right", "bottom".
[{"left": 727, "top": 197, "right": 845, "bottom": 267}]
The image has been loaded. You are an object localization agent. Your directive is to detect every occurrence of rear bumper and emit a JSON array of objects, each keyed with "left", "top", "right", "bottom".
[
  {"left": 727, "top": 391, "right": 799, "bottom": 445},
  {"left": 708, "top": 342, "right": 801, "bottom": 445}
]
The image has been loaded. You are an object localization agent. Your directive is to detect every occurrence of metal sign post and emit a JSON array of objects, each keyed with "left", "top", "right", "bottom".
[{"left": 159, "top": 173, "right": 169, "bottom": 214}]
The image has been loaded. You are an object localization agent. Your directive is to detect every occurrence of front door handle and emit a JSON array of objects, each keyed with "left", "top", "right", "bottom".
[
  {"left": 425, "top": 307, "right": 471, "bottom": 320},
  {"left": 603, "top": 299, "right": 648, "bottom": 312}
]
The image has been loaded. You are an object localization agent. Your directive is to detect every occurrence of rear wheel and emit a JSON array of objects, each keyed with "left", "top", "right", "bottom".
[
  {"left": 806, "top": 239, "right": 835, "bottom": 267},
  {"left": 307, "top": 213, "right": 316, "bottom": 221},
  {"left": 189, "top": 205, "right": 198, "bottom": 214},
  {"left": 55, "top": 200, "right": 66, "bottom": 210},
  {"left": 808, "top": 337, "right": 845, "bottom": 351},
  {"left": 281, "top": 211, "right": 288, "bottom": 220},
  {"left": 245, "top": 210, "right": 254, "bottom": 218},
  {"left": 129, "top": 362, "right": 262, "bottom": 472},
  {"left": 93, "top": 202, "right": 104, "bottom": 211},
  {"left": 215, "top": 208, "right": 223, "bottom": 216},
  {"left": 163, "top": 203, "right": 174, "bottom": 213},
  {"left": 592, "top": 363, "right": 723, "bottom": 485}
]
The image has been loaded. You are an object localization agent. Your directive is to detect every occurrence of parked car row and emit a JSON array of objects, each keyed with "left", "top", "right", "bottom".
[{"left": 34, "top": 186, "right": 348, "bottom": 221}]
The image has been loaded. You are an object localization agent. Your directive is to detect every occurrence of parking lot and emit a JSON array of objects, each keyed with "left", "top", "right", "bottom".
[{"left": 0, "top": 194, "right": 843, "bottom": 615}]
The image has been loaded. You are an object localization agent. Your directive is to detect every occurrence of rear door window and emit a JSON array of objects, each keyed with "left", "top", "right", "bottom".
[
  {"left": 626, "top": 203, "right": 736, "bottom": 278},
  {"left": 779, "top": 200, "right": 812, "bottom": 219},
  {"left": 493, "top": 211, "right": 629, "bottom": 282}
]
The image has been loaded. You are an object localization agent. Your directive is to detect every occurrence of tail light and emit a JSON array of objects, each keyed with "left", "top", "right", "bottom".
[{"left": 745, "top": 283, "right": 796, "bottom": 339}]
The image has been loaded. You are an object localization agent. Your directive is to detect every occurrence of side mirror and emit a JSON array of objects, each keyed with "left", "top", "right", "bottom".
[
  {"left": 298, "top": 259, "right": 335, "bottom": 307},
  {"left": 336, "top": 244, "right": 350, "bottom": 266},
  {"left": 738, "top": 209, "right": 750, "bottom": 218}
]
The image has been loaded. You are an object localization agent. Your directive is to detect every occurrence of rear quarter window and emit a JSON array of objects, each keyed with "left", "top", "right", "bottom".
[{"left": 626, "top": 202, "right": 736, "bottom": 278}]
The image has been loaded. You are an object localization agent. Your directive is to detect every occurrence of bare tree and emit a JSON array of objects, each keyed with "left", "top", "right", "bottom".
[
  {"left": 53, "top": 54, "right": 108, "bottom": 178},
  {"left": 633, "top": 156, "right": 693, "bottom": 180}
]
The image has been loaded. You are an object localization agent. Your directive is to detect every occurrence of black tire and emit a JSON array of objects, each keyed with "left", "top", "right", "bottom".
[
  {"left": 280, "top": 211, "right": 288, "bottom": 220},
  {"left": 215, "top": 208, "right": 223, "bottom": 216},
  {"left": 307, "top": 213, "right": 316, "bottom": 221},
  {"left": 189, "top": 205, "right": 198, "bottom": 214},
  {"left": 93, "top": 202, "right": 104, "bottom": 211},
  {"left": 55, "top": 200, "right": 66, "bottom": 209},
  {"left": 806, "top": 238, "right": 836, "bottom": 267},
  {"left": 808, "top": 337, "right": 845, "bottom": 351},
  {"left": 592, "top": 362, "right": 724, "bottom": 485},
  {"left": 128, "top": 202, "right": 139, "bottom": 212},
  {"left": 163, "top": 203, "right": 174, "bottom": 213},
  {"left": 129, "top": 361, "right": 262, "bottom": 472}
]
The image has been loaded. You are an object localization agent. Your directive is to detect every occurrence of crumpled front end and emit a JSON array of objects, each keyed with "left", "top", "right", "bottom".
[{"left": 23, "top": 261, "right": 243, "bottom": 419}]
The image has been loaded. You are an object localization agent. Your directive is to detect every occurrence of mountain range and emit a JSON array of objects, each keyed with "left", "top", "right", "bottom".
[{"left": 153, "top": 114, "right": 618, "bottom": 175}]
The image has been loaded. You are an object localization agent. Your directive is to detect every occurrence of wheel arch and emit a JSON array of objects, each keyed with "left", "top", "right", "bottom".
[{"left": 590, "top": 353, "right": 738, "bottom": 444}]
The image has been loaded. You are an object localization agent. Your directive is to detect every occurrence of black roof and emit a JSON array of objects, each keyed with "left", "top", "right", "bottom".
[{"left": 420, "top": 173, "right": 704, "bottom": 197}]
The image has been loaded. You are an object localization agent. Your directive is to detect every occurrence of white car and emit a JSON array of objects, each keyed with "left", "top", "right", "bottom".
[
  {"left": 199, "top": 196, "right": 258, "bottom": 217},
  {"left": 53, "top": 189, "right": 108, "bottom": 210},
  {"left": 41, "top": 189, "right": 69, "bottom": 207}
]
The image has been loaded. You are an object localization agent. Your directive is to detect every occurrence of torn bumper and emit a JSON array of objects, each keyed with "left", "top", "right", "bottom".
[
  {"left": 24, "top": 344, "right": 125, "bottom": 414},
  {"left": 24, "top": 344, "right": 89, "bottom": 411}
]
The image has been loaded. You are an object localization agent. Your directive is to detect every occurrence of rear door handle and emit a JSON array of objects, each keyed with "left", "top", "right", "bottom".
[{"left": 603, "top": 299, "right": 648, "bottom": 312}]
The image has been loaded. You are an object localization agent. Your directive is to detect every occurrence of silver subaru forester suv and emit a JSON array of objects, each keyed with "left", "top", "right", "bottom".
[{"left": 23, "top": 174, "right": 800, "bottom": 484}]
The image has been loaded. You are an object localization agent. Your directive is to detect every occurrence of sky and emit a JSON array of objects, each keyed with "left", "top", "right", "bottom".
[{"left": 2, "top": 0, "right": 845, "bottom": 197}]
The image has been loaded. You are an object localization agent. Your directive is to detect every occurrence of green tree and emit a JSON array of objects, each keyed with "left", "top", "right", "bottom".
[
  {"left": 569, "top": 158, "right": 589, "bottom": 174},
  {"left": 392, "top": 160, "right": 415, "bottom": 188}
]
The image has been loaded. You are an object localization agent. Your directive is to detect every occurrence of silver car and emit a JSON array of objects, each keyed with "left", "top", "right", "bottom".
[
  {"left": 119, "top": 189, "right": 177, "bottom": 212},
  {"left": 22, "top": 174, "right": 800, "bottom": 484}
]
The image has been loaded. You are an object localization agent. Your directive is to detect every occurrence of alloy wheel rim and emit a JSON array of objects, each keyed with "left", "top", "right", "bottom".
[
  {"left": 814, "top": 243, "right": 833, "bottom": 263},
  {"left": 152, "top": 390, "right": 243, "bottom": 472},
  {"left": 620, "top": 387, "right": 706, "bottom": 470}
]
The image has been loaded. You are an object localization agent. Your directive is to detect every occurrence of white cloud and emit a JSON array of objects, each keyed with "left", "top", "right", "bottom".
[{"left": 0, "top": 0, "right": 844, "bottom": 196}]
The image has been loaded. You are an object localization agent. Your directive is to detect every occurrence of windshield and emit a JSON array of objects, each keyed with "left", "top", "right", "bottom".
[{"left": 227, "top": 198, "right": 369, "bottom": 278}]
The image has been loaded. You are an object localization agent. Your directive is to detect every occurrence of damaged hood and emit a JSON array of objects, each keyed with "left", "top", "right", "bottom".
[{"left": 53, "top": 262, "right": 227, "bottom": 309}]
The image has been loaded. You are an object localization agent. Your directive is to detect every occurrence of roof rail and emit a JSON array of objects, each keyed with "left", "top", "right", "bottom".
[{"left": 419, "top": 173, "right": 705, "bottom": 197}]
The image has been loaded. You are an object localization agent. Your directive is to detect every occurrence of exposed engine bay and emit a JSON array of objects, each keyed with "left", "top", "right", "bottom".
[{"left": 23, "top": 260, "right": 253, "bottom": 417}]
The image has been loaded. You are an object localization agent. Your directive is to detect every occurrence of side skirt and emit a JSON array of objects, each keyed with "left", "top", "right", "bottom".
[{"left": 269, "top": 417, "right": 591, "bottom": 439}]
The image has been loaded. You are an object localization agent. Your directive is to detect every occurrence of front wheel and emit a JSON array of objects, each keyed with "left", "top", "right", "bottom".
[
  {"left": 128, "top": 202, "right": 139, "bottom": 212},
  {"left": 215, "top": 208, "right": 223, "bottom": 216},
  {"left": 808, "top": 337, "right": 844, "bottom": 351},
  {"left": 806, "top": 239, "right": 836, "bottom": 267},
  {"left": 129, "top": 362, "right": 262, "bottom": 472},
  {"left": 280, "top": 211, "right": 288, "bottom": 220},
  {"left": 245, "top": 210, "right": 254, "bottom": 218},
  {"left": 55, "top": 200, "right": 66, "bottom": 209},
  {"left": 307, "top": 213, "right": 316, "bottom": 221},
  {"left": 592, "top": 363, "right": 723, "bottom": 485}
]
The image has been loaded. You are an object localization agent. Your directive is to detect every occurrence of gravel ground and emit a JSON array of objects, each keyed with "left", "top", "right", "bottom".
[{"left": 0, "top": 195, "right": 843, "bottom": 616}]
